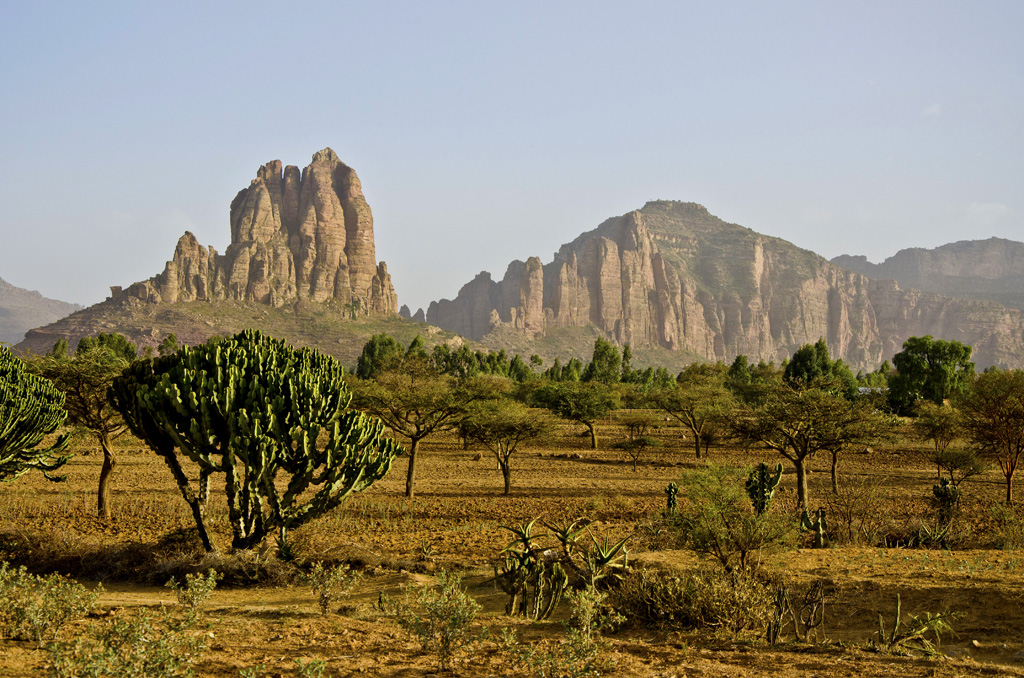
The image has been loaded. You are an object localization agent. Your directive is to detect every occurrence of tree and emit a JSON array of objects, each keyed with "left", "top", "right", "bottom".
[
  {"left": 888, "top": 336, "right": 974, "bottom": 415},
  {"left": 356, "top": 333, "right": 405, "bottom": 380},
  {"left": 784, "top": 338, "right": 857, "bottom": 399},
  {"left": 959, "top": 369, "right": 1024, "bottom": 504},
  {"left": 111, "top": 330, "right": 400, "bottom": 552},
  {"left": 157, "top": 333, "right": 179, "bottom": 357},
  {"left": 533, "top": 381, "right": 618, "bottom": 450},
  {"left": 0, "top": 346, "right": 71, "bottom": 483},
  {"left": 657, "top": 364, "right": 734, "bottom": 460},
  {"left": 32, "top": 334, "right": 135, "bottom": 519},
  {"left": 911, "top": 401, "right": 963, "bottom": 479},
  {"left": 613, "top": 412, "right": 660, "bottom": 471},
  {"left": 582, "top": 338, "right": 620, "bottom": 385},
  {"left": 463, "top": 400, "right": 550, "bottom": 494},
  {"left": 734, "top": 380, "right": 894, "bottom": 508},
  {"left": 351, "top": 361, "right": 480, "bottom": 498}
]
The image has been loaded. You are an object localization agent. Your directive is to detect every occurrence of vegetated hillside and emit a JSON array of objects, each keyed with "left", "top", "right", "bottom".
[
  {"left": 16, "top": 148, "right": 403, "bottom": 359},
  {"left": 0, "top": 276, "right": 80, "bottom": 345},
  {"left": 832, "top": 237, "right": 1024, "bottom": 311},
  {"left": 427, "top": 201, "right": 1024, "bottom": 370}
]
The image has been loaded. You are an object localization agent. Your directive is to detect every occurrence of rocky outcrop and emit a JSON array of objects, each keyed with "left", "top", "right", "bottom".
[
  {"left": 427, "top": 201, "right": 1024, "bottom": 370},
  {"left": 0, "top": 277, "right": 81, "bottom": 345},
  {"left": 117, "top": 148, "right": 398, "bottom": 314},
  {"left": 832, "top": 237, "right": 1024, "bottom": 311}
]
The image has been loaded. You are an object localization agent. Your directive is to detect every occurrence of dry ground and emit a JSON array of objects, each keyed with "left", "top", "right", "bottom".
[{"left": 2, "top": 415, "right": 1024, "bottom": 677}]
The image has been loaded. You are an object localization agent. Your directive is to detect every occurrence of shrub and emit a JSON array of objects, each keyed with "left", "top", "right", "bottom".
[
  {"left": 0, "top": 562, "right": 101, "bottom": 644},
  {"left": 166, "top": 569, "right": 220, "bottom": 616},
  {"left": 389, "top": 570, "right": 483, "bottom": 672},
  {"left": 47, "top": 607, "right": 207, "bottom": 678},
  {"left": 306, "top": 561, "right": 361, "bottom": 616}
]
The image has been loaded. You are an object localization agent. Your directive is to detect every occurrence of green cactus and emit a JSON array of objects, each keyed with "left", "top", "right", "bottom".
[
  {"left": 665, "top": 482, "right": 679, "bottom": 516},
  {"left": 111, "top": 330, "right": 402, "bottom": 552},
  {"left": 932, "top": 477, "right": 960, "bottom": 529},
  {"left": 800, "top": 507, "right": 829, "bottom": 548},
  {"left": 745, "top": 462, "right": 783, "bottom": 514},
  {"left": 0, "top": 346, "right": 71, "bottom": 483}
]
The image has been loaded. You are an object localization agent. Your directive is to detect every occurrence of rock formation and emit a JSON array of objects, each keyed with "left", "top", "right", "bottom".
[
  {"left": 115, "top": 148, "right": 398, "bottom": 313},
  {"left": 832, "top": 237, "right": 1024, "bottom": 311},
  {"left": 0, "top": 277, "right": 81, "bottom": 345},
  {"left": 427, "top": 201, "right": 1024, "bottom": 370}
]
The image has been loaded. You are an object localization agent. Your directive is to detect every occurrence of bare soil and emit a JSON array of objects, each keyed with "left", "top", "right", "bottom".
[{"left": 2, "top": 418, "right": 1023, "bottom": 677}]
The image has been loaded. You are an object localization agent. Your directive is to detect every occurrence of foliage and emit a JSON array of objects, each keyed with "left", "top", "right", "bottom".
[
  {"left": 959, "top": 368, "right": 1024, "bottom": 504},
  {"left": 306, "top": 561, "right": 361, "bottom": 616},
  {"left": 911, "top": 401, "right": 962, "bottom": 461},
  {"left": 888, "top": 336, "right": 974, "bottom": 415},
  {"left": 31, "top": 334, "right": 136, "bottom": 519},
  {"left": 502, "top": 585, "right": 622, "bottom": 678},
  {"left": 463, "top": 399, "right": 550, "bottom": 494},
  {"left": 355, "top": 333, "right": 405, "bottom": 380},
  {"left": 869, "top": 594, "right": 958, "bottom": 656},
  {"left": 532, "top": 381, "right": 619, "bottom": 449},
  {"left": 582, "top": 338, "right": 621, "bottom": 385},
  {"left": 0, "top": 345, "right": 71, "bottom": 483},
  {"left": 783, "top": 338, "right": 857, "bottom": 399},
  {"left": 47, "top": 607, "right": 207, "bottom": 678},
  {"left": 823, "top": 478, "right": 887, "bottom": 546},
  {"left": 165, "top": 569, "right": 220, "bottom": 616},
  {"left": 612, "top": 412, "right": 661, "bottom": 471},
  {"left": 673, "top": 464, "right": 794, "bottom": 573},
  {"left": 933, "top": 448, "right": 985, "bottom": 487},
  {"left": 112, "top": 329, "right": 401, "bottom": 552},
  {"left": 389, "top": 570, "right": 483, "bottom": 673},
  {"left": 351, "top": 360, "right": 480, "bottom": 498},
  {"left": 0, "top": 562, "right": 101, "bottom": 644},
  {"left": 657, "top": 364, "right": 734, "bottom": 459}
]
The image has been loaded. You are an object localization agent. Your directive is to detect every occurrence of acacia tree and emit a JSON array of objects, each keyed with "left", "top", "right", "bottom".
[
  {"left": 112, "top": 330, "right": 400, "bottom": 552},
  {"left": 734, "top": 380, "right": 894, "bottom": 508},
  {"left": 911, "top": 401, "right": 963, "bottom": 479},
  {"left": 533, "top": 381, "right": 618, "bottom": 449},
  {"left": 463, "top": 399, "right": 550, "bottom": 494},
  {"left": 0, "top": 346, "right": 71, "bottom": 483},
  {"left": 32, "top": 334, "right": 135, "bottom": 520},
  {"left": 657, "top": 364, "right": 734, "bottom": 459},
  {"left": 351, "top": 360, "right": 481, "bottom": 498},
  {"left": 960, "top": 369, "right": 1024, "bottom": 504}
]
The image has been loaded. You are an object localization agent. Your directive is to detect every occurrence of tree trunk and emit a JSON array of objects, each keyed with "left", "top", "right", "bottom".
[
  {"left": 794, "top": 458, "right": 809, "bottom": 509},
  {"left": 693, "top": 435, "right": 703, "bottom": 460},
  {"left": 97, "top": 435, "right": 115, "bottom": 521},
  {"left": 588, "top": 424, "right": 597, "bottom": 450},
  {"left": 502, "top": 464, "right": 512, "bottom": 495},
  {"left": 1007, "top": 472, "right": 1014, "bottom": 505},
  {"left": 405, "top": 438, "right": 420, "bottom": 498},
  {"left": 830, "top": 450, "right": 839, "bottom": 494}
]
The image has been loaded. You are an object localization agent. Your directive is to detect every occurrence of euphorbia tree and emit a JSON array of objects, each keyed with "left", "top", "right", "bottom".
[
  {"left": 0, "top": 346, "right": 71, "bottom": 483},
  {"left": 111, "top": 330, "right": 401, "bottom": 552}
]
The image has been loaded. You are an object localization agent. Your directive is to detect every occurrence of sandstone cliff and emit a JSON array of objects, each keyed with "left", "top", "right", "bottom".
[
  {"left": 427, "top": 201, "right": 1024, "bottom": 370},
  {"left": 0, "top": 277, "right": 81, "bottom": 345},
  {"left": 832, "top": 237, "right": 1024, "bottom": 311},
  {"left": 115, "top": 148, "right": 397, "bottom": 313}
]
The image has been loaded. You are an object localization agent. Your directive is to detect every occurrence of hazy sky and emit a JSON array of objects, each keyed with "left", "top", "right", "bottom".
[{"left": 1, "top": 2, "right": 1020, "bottom": 313}]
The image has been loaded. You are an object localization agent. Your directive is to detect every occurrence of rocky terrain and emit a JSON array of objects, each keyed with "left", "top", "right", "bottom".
[
  {"left": 427, "top": 201, "right": 1024, "bottom": 370},
  {"left": 18, "top": 149, "right": 400, "bottom": 355},
  {"left": 832, "top": 237, "right": 1024, "bottom": 311},
  {"left": 0, "top": 277, "right": 80, "bottom": 345}
]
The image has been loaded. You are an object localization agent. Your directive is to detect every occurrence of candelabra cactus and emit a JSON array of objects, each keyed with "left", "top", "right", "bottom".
[
  {"left": 665, "top": 482, "right": 679, "bottom": 516},
  {"left": 745, "top": 462, "right": 783, "bottom": 514},
  {"left": 111, "top": 329, "right": 401, "bottom": 552},
  {"left": 800, "top": 507, "right": 829, "bottom": 548},
  {"left": 932, "top": 477, "right": 960, "bottom": 528},
  {"left": 0, "top": 346, "right": 71, "bottom": 483}
]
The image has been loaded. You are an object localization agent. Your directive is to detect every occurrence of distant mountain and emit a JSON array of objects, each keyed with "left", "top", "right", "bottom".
[
  {"left": 17, "top": 149, "right": 401, "bottom": 358},
  {"left": 832, "top": 237, "right": 1024, "bottom": 310},
  {"left": 427, "top": 201, "right": 1024, "bottom": 370},
  {"left": 0, "top": 277, "right": 80, "bottom": 346}
]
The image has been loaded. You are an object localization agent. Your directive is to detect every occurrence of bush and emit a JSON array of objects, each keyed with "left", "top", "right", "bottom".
[
  {"left": 47, "top": 607, "right": 207, "bottom": 678},
  {"left": 0, "top": 562, "right": 101, "bottom": 644},
  {"left": 611, "top": 564, "right": 774, "bottom": 636},
  {"left": 305, "top": 561, "right": 361, "bottom": 616}
]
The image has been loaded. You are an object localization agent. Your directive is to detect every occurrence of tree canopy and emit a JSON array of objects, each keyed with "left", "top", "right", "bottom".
[
  {"left": 888, "top": 336, "right": 974, "bottom": 415},
  {"left": 959, "top": 369, "right": 1024, "bottom": 504}
]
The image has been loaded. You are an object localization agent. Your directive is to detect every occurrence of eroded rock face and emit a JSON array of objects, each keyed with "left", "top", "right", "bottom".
[
  {"left": 427, "top": 201, "right": 1024, "bottom": 370},
  {"left": 118, "top": 148, "right": 397, "bottom": 314}
]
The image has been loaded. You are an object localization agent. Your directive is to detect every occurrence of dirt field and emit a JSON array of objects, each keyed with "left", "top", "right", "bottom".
[{"left": 2, "top": 417, "right": 1024, "bottom": 677}]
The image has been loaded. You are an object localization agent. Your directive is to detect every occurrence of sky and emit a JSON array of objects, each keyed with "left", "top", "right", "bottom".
[{"left": 1, "top": 1, "right": 1021, "bottom": 313}]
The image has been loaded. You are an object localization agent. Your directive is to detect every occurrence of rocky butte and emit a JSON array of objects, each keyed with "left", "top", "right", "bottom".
[
  {"left": 19, "top": 149, "right": 398, "bottom": 354},
  {"left": 427, "top": 201, "right": 1024, "bottom": 370}
]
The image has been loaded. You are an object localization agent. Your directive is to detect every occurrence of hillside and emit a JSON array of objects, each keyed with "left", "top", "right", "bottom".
[
  {"left": 0, "top": 277, "right": 80, "bottom": 345},
  {"left": 427, "top": 201, "right": 1024, "bottom": 370},
  {"left": 832, "top": 237, "right": 1024, "bottom": 310}
]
